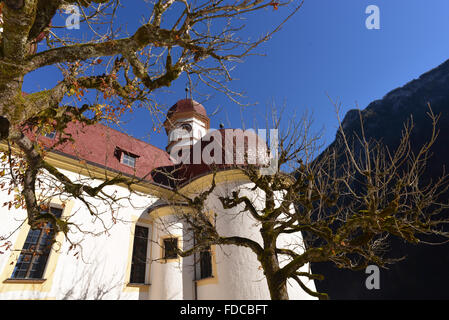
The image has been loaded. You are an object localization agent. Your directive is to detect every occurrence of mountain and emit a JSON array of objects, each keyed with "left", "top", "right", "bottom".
[{"left": 311, "top": 58, "right": 449, "bottom": 299}]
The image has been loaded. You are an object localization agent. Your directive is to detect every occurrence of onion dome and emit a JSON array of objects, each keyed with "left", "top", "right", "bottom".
[
  {"left": 166, "top": 99, "right": 207, "bottom": 119},
  {"left": 164, "top": 98, "right": 210, "bottom": 139}
]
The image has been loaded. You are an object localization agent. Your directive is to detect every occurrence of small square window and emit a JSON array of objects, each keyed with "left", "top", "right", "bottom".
[
  {"left": 163, "top": 238, "right": 178, "bottom": 260},
  {"left": 122, "top": 153, "right": 136, "bottom": 168}
]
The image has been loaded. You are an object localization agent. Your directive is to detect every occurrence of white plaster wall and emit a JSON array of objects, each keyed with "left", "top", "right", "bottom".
[
  {"left": 276, "top": 231, "right": 317, "bottom": 300},
  {"left": 148, "top": 216, "right": 184, "bottom": 300},
  {"left": 190, "top": 181, "right": 268, "bottom": 299},
  {"left": 181, "top": 226, "right": 195, "bottom": 300},
  {"left": 189, "top": 180, "right": 317, "bottom": 300}
]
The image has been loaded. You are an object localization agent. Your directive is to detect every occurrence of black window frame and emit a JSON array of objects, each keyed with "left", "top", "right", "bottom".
[
  {"left": 129, "top": 225, "right": 150, "bottom": 284},
  {"left": 163, "top": 237, "right": 179, "bottom": 260},
  {"left": 10, "top": 206, "right": 63, "bottom": 280},
  {"left": 199, "top": 246, "right": 213, "bottom": 279}
]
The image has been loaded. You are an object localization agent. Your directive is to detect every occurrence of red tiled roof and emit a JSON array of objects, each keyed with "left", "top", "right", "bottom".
[
  {"left": 33, "top": 122, "right": 173, "bottom": 182},
  {"left": 26, "top": 122, "right": 268, "bottom": 187}
]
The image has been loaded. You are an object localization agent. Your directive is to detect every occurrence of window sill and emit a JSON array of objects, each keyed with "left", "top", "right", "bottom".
[
  {"left": 161, "top": 258, "right": 180, "bottom": 264},
  {"left": 196, "top": 276, "right": 214, "bottom": 281},
  {"left": 195, "top": 276, "right": 218, "bottom": 286},
  {"left": 3, "top": 278, "right": 47, "bottom": 284},
  {"left": 126, "top": 283, "right": 151, "bottom": 287}
]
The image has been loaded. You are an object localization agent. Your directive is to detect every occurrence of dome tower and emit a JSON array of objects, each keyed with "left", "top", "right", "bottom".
[{"left": 164, "top": 99, "right": 210, "bottom": 154}]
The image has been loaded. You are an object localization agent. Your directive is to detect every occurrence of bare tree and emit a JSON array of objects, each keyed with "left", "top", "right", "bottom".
[
  {"left": 158, "top": 104, "right": 449, "bottom": 300},
  {"left": 0, "top": 0, "right": 303, "bottom": 234}
]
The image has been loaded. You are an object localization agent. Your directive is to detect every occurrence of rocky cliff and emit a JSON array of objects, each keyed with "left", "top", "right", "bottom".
[{"left": 311, "top": 58, "right": 449, "bottom": 299}]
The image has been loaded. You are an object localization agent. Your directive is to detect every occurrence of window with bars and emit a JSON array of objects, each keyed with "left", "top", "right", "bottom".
[
  {"left": 163, "top": 238, "right": 178, "bottom": 260},
  {"left": 11, "top": 207, "right": 63, "bottom": 279},
  {"left": 130, "top": 225, "right": 149, "bottom": 284}
]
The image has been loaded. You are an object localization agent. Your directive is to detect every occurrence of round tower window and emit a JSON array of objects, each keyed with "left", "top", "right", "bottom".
[{"left": 181, "top": 124, "right": 192, "bottom": 132}]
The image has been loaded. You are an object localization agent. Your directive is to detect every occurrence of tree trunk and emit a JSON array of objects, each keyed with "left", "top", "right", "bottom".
[
  {"left": 260, "top": 250, "right": 289, "bottom": 300},
  {"left": 259, "top": 218, "right": 289, "bottom": 300},
  {"left": 266, "top": 276, "right": 289, "bottom": 300}
]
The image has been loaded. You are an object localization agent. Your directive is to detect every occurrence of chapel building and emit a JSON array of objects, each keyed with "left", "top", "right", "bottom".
[{"left": 0, "top": 99, "right": 316, "bottom": 300}]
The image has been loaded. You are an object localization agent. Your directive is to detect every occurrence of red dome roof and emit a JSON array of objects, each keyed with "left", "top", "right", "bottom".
[
  {"left": 167, "top": 99, "right": 207, "bottom": 118},
  {"left": 152, "top": 129, "right": 270, "bottom": 187}
]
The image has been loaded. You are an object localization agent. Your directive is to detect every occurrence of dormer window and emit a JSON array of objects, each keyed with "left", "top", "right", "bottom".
[
  {"left": 44, "top": 130, "right": 56, "bottom": 139},
  {"left": 122, "top": 153, "right": 136, "bottom": 168},
  {"left": 114, "top": 147, "right": 139, "bottom": 168}
]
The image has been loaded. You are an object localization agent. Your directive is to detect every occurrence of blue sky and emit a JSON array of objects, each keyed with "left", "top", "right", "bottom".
[{"left": 24, "top": 0, "right": 449, "bottom": 152}]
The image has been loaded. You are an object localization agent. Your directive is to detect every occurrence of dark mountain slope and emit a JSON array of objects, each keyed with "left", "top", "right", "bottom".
[{"left": 311, "top": 58, "right": 449, "bottom": 299}]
